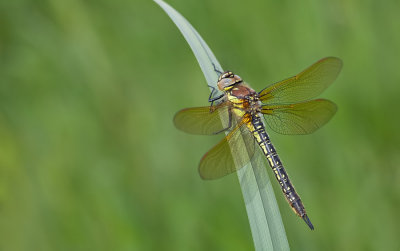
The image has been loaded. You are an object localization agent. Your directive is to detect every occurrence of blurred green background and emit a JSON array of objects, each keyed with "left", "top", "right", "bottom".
[{"left": 0, "top": 0, "right": 399, "bottom": 250}]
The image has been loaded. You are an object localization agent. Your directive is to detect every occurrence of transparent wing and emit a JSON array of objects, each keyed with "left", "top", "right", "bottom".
[
  {"left": 262, "top": 99, "right": 337, "bottom": 135},
  {"left": 199, "top": 117, "right": 256, "bottom": 180},
  {"left": 173, "top": 103, "right": 230, "bottom": 135},
  {"left": 259, "top": 57, "right": 342, "bottom": 104},
  {"left": 238, "top": 147, "right": 269, "bottom": 204}
]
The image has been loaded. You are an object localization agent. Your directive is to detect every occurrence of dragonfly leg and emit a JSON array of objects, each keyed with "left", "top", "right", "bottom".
[
  {"left": 212, "top": 63, "right": 223, "bottom": 75},
  {"left": 207, "top": 85, "right": 217, "bottom": 101},
  {"left": 208, "top": 85, "right": 224, "bottom": 107}
]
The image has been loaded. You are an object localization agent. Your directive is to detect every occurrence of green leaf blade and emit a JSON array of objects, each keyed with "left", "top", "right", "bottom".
[{"left": 155, "top": 1, "right": 290, "bottom": 250}]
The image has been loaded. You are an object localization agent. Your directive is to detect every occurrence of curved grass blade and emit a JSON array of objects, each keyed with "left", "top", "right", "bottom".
[{"left": 154, "top": 1, "right": 290, "bottom": 250}]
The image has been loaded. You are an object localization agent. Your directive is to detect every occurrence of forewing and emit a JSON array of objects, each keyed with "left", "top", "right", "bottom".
[
  {"left": 199, "top": 118, "right": 256, "bottom": 180},
  {"left": 173, "top": 103, "right": 230, "bottom": 135},
  {"left": 262, "top": 99, "right": 337, "bottom": 135},
  {"left": 259, "top": 57, "right": 342, "bottom": 104}
]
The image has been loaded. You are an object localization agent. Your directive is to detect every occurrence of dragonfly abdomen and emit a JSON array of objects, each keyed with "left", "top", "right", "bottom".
[{"left": 251, "top": 114, "right": 314, "bottom": 230}]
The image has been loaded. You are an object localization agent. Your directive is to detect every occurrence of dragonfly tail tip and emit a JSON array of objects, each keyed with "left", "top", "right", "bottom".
[{"left": 302, "top": 214, "right": 314, "bottom": 230}]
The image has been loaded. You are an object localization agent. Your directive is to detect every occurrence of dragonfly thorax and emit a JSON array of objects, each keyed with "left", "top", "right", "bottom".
[
  {"left": 228, "top": 84, "right": 262, "bottom": 114},
  {"left": 216, "top": 71, "right": 262, "bottom": 113}
]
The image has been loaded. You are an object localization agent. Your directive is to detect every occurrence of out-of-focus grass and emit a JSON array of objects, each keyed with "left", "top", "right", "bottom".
[{"left": 0, "top": 0, "right": 399, "bottom": 250}]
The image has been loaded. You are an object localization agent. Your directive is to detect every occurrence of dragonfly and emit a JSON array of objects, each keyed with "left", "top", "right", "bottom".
[{"left": 174, "top": 57, "right": 342, "bottom": 230}]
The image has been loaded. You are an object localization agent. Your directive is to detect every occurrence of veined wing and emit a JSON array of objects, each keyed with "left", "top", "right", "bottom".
[
  {"left": 173, "top": 103, "right": 230, "bottom": 135},
  {"left": 259, "top": 57, "right": 342, "bottom": 104},
  {"left": 199, "top": 116, "right": 255, "bottom": 180},
  {"left": 262, "top": 99, "right": 337, "bottom": 135}
]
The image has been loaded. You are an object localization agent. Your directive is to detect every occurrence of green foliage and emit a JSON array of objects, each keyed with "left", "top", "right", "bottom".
[{"left": 0, "top": 0, "right": 399, "bottom": 250}]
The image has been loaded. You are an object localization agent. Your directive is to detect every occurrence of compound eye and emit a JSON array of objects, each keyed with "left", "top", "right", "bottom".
[
  {"left": 234, "top": 75, "right": 242, "bottom": 81},
  {"left": 221, "top": 78, "right": 233, "bottom": 86},
  {"left": 217, "top": 78, "right": 235, "bottom": 90}
]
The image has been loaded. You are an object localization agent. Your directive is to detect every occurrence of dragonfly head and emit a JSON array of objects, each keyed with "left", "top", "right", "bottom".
[{"left": 217, "top": 71, "right": 243, "bottom": 91}]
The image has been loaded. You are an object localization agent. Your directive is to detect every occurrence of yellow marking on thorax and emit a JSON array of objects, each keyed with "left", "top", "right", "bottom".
[
  {"left": 227, "top": 93, "right": 246, "bottom": 106},
  {"left": 227, "top": 93, "right": 247, "bottom": 119}
]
